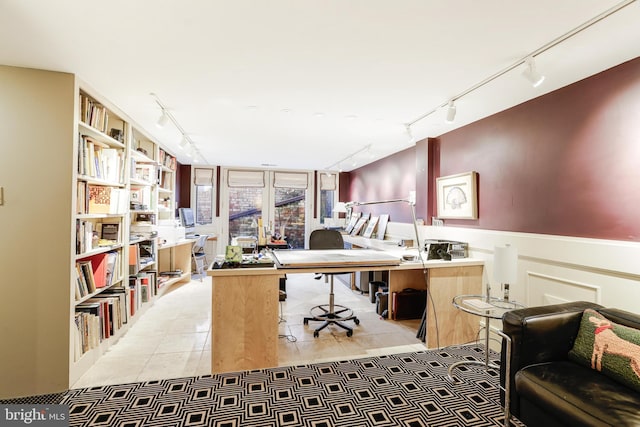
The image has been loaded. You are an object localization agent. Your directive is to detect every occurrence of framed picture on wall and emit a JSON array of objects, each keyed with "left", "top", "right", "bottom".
[{"left": 436, "top": 171, "right": 478, "bottom": 219}]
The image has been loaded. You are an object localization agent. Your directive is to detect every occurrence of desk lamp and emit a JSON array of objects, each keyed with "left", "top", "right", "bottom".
[
  {"left": 494, "top": 244, "right": 518, "bottom": 302},
  {"left": 333, "top": 202, "right": 348, "bottom": 228},
  {"left": 345, "top": 193, "right": 421, "bottom": 255}
]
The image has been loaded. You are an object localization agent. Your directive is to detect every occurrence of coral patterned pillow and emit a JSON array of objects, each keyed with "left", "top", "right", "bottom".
[{"left": 568, "top": 308, "right": 640, "bottom": 392}]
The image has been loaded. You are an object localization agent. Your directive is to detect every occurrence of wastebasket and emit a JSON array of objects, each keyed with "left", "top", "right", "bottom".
[{"left": 369, "top": 281, "right": 387, "bottom": 303}]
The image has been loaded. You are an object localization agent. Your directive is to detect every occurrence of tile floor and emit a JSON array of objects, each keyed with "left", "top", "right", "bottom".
[{"left": 72, "top": 273, "right": 427, "bottom": 388}]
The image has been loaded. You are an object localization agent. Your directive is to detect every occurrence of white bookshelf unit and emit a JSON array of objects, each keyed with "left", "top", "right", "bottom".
[{"left": 0, "top": 65, "right": 185, "bottom": 398}]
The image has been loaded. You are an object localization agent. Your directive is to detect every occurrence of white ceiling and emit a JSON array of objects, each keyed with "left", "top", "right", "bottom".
[{"left": 2, "top": 0, "right": 639, "bottom": 171}]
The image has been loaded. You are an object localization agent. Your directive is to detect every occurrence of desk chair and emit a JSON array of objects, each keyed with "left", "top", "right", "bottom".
[
  {"left": 303, "top": 229, "right": 360, "bottom": 337},
  {"left": 191, "top": 234, "right": 209, "bottom": 281}
]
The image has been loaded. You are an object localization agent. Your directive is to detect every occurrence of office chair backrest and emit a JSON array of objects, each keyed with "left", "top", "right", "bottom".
[{"left": 309, "top": 229, "right": 344, "bottom": 250}]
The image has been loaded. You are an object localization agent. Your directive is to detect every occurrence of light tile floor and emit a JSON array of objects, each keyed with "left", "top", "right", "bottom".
[{"left": 72, "top": 273, "right": 427, "bottom": 388}]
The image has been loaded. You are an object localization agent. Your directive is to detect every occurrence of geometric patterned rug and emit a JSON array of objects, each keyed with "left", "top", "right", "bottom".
[{"left": 3, "top": 345, "right": 522, "bottom": 426}]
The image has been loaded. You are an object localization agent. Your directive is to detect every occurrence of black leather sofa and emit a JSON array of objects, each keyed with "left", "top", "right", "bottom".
[{"left": 500, "top": 301, "right": 640, "bottom": 427}]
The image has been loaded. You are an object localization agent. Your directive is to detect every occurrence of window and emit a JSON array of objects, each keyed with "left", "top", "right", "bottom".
[
  {"left": 194, "top": 168, "right": 214, "bottom": 225},
  {"left": 319, "top": 173, "right": 337, "bottom": 224}
]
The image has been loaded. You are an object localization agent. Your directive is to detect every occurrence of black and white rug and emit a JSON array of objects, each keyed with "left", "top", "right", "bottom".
[{"left": 5, "top": 345, "right": 520, "bottom": 426}]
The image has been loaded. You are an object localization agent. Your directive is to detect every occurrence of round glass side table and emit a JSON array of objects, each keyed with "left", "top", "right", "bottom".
[{"left": 447, "top": 294, "right": 524, "bottom": 382}]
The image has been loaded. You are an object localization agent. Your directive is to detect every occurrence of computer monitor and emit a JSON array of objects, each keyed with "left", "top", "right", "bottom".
[{"left": 178, "top": 207, "right": 195, "bottom": 234}]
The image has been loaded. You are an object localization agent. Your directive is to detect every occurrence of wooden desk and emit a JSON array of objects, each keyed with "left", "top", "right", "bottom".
[
  {"left": 208, "top": 251, "right": 483, "bottom": 374},
  {"left": 157, "top": 239, "right": 195, "bottom": 287}
]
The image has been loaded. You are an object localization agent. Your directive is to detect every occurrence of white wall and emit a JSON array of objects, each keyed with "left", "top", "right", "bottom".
[{"left": 385, "top": 222, "right": 640, "bottom": 313}]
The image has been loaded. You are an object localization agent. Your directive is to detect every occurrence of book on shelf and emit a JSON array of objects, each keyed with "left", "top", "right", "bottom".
[
  {"left": 101, "top": 287, "right": 128, "bottom": 324},
  {"left": 85, "top": 298, "right": 111, "bottom": 339},
  {"left": 140, "top": 282, "right": 149, "bottom": 303},
  {"left": 74, "top": 310, "right": 100, "bottom": 358},
  {"left": 76, "top": 300, "right": 105, "bottom": 340},
  {"left": 80, "top": 93, "right": 110, "bottom": 133},
  {"left": 76, "top": 219, "right": 94, "bottom": 253},
  {"left": 128, "top": 276, "right": 141, "bottom": 317},
  {"left": 134, "top": 213, "right": 156, "bottom": 224},
  {"left": 86, "top": 252, "right": 108, "bottom": 289},
  {"left": 86, "top": 185, "right": 128, "bottom": 215},
  {"left": 138, "top": 241, "right": 155, "bottom": 267},
  {"left": 104, "top": 251, "right": 119, "bottom": 287},
  {"left": 77, "top": 260, "right": 97, "bottom": 294},
  {"left": 100, "top": 223, "right": 120, "bottom": 241},
  {"left": 88, "top": 295, "right": 124, "bottom": 336},
  {"left": 129, "top": 244, "right": 140, "bottom": 275},
  {"left": 79, "top": 136, "right": 123, "bottom": 181},
  {"left": 74, "top": 265, "right": 86, "bottom": 300}
]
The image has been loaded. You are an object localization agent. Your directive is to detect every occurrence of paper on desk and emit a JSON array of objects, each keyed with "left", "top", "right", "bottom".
[{"left": 464, "top": 299, "right": 495, "bottom": 310}]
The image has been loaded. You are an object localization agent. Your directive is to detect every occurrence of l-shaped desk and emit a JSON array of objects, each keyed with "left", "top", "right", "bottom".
[{"left": 207, "top": 248, "right": 483, "bottom": 374}]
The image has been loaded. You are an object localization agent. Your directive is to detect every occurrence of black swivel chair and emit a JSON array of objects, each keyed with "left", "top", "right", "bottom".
[{"left": 303, "top": 229, "right": 360, "bottom": 337}]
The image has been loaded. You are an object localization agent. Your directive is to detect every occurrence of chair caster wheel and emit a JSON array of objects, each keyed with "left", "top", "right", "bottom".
[
  {"left": 313, "top": 330, "right": 319, "bottom": 338},
  {"left": 346, "top": 330, "right": 353, "bottom": 337},
  {"left": 354, "top": 318, "right": 360, "bottom": 325}
]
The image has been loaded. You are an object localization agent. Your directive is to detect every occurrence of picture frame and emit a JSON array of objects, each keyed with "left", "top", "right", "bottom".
[
  {"left": 363, "top": 216, "right": 379, "bottom": 238},
  {"left": 436, "top": 171, "right": 478, "bottom": 219},
  {"left": 376, "top": 214, "right": 389, "bottom": 240},
  {"left": 350, "top": 216, "right": 368, "bottom": 236}
]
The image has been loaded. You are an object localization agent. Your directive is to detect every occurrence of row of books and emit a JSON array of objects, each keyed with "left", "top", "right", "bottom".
[
  {"left": 76, "top": 219, "right": 121, "bottom": 254},
  {"left": 77, "top": 183, "right": 129, "bottom": 215},
  {"left": 80, "top": 93, "right": 110, "bottom": 133},
  {"left": 74, "top": 288, "right": 127, "bottom": 360},
  {"left": 159, "top": 148, "right": 177, "bottom": 171},
  {"left": 75, "top": 251, "right": 120, "bottom": 300},
  {"left": 129, "top": 271, "right": 157, "bottom": 317},
  {"left": 78, "top": 135, "right": 125, "bottom": 183}
]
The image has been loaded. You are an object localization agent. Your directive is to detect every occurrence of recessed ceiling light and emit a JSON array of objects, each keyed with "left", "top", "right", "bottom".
[
  {"left": 345, "top": 114, "right": 358, "bottom": 121},
  {"left": 314, "top": 112, "right": 325, "bottom": 118},
  {"left": 281, "top": 108, "right": 291, "bottom": 114}
]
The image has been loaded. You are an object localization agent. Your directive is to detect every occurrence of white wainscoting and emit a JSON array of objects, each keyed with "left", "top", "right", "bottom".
[{"left": 382, "top": 222, "right": 640, "bottom": 313}]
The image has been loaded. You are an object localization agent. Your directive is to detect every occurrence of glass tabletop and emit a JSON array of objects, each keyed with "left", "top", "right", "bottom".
[{"left": 453, "top": 294, "right": 525, "bottom": 319}]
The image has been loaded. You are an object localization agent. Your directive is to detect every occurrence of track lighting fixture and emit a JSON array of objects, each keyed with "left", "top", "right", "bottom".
[
  {"left": 405, "top": 124, "right": 415, "bottom": 143},
  {"left": 522, "top": 56, "right": 545, "bottom": 87},
  {"left": 179, "top": 136, "right": 189, "bottom": 150},
  {"left": 445, "top": 100, "right": 457, "bottom": 124},
  {"left": 150, "top": 93, "right": 207, "bottom": 164},
  {"left": 404, "top": 0, "right": 633, "bottom": 132},
  {"left": 156, "top": 110, "right": 169, "bottom": 128},
  {"left": 325, "top": 144, "right": 373, "bottom": 172}
]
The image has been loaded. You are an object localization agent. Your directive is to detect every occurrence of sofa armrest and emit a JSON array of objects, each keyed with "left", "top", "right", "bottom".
[{"left": 499, "top": 301, "right": 603, "bottom": 416}]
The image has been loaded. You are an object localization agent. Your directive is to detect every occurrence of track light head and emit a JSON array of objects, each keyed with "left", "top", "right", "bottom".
[
  {"left": 156, "top": 110, "right": 169, "bottom": 128},
  {"left": 405, "top": 123, "right": 415, "bottom": 144},
  {"left": 445, "top": 100, "right": 457, "bottom": 124},
  {"left": 522, "top": 57, "right": 545, "bottom": 87},
  {"left": 179, "top": 135, "right": 189, "bottom": 150}
]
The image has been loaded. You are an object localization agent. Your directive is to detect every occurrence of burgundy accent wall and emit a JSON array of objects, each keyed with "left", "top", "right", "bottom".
[
  {"left": 177, "top": 164, "right": 191, "bottom": 210},
  {"left": 438, "top": 57, "right": 640, "bottom": 241},
  {"left": 348, "top": 56, "right": 640, "bottom": 242},
  {"left": 348, "top": 146, "right": 417, "bottom": 222}
]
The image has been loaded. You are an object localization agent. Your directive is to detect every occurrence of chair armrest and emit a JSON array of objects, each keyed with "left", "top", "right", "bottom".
[{"left": 499, "top": 301, "right": 603, "bottom": 415}]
